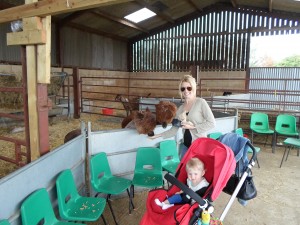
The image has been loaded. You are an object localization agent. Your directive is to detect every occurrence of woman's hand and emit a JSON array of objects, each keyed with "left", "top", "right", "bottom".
[
  {"left": 148, "top": 134, "right": 162, "bottom": 139},
  {"left": 181, "top": 121, "right": 195, "bottom": 130}
]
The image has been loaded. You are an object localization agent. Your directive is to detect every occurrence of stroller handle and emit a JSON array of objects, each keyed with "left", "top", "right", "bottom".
[{"left": 247, "top": 142, "right": 257, "bottom": 168}]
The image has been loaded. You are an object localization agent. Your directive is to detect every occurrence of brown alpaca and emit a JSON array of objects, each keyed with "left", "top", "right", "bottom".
[
  {"left": 64, "top": 129, "right": 81, "bottom": 143},
  {"left": 115, "top": 94, "right": 138, "bottom": 116},
  {"left": 121, "top": 113, "right": 134, "bottom": 128},
  {"left": 155, "top": 101, "right": 177, "bottom": 128},
  {"left": 132, "top": 108, "right": 156, "bottom": 136}
]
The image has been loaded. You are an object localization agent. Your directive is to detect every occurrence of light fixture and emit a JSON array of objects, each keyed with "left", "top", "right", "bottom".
[
  {"left": 124, "top": 7, "right": 156, "bottom": 23},
  {"left": 11, "top": 20, "right": 23, "bottom": 32}
]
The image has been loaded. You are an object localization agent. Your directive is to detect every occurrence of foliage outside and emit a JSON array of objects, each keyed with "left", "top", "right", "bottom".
[{"left": 275, "top": 55, "right": 300, "bottom": 67}]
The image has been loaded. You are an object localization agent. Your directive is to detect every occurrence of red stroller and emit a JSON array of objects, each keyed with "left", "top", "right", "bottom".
[{"left": 140, "top": 137, "right": 237, "bottom": 225}]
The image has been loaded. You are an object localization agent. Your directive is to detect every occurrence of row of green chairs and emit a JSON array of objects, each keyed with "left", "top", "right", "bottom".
[
  {"left": 250, "top": 112, "right": 300, "bottom": 167},
  {"left": 90, "top": 146, "right": 165, "bottom": 225},
  {"left": 3, "top": 144, "right": 177, "bottom": 225},
  {"left": 89, "top": 140, "right": 181, "bottom": 225},
  {"left": 14, "top": 169, "right": 108, "bottom": 225},
  {"left": 250, "top": 112, "right": 299, "bottom": 153},
  {"left": 1, "top": 169, "right": 107, "bottom": 225}
]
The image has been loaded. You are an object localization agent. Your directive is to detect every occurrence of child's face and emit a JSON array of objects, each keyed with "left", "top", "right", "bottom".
[{"left": 187, "top": 167, "right": 204, "bottom": 186}]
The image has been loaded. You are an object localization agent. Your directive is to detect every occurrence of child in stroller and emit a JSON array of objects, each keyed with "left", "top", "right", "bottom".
[
  {"left": 140, "top": 138, "right": 236, "bottom": 225},
  {"left": 155, "top": 158, "right": 209, "bottom": 210}
]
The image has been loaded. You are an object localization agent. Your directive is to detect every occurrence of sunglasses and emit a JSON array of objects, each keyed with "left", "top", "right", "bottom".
[{"left": 181, "top": 86, "right": 192, "bottom": 92}]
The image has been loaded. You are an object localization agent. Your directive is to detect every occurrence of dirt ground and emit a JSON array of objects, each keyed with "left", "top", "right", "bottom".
[
  {"left": 1, "top": 114, "right": 300, "bottom": 224},
  {"left": 86, "top": 142, "right": 300, "bottom": 225}
]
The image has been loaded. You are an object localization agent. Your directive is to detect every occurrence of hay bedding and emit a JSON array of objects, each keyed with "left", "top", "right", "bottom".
[{"left": 0, "top": 113, "right": 122, "bottom": 178}]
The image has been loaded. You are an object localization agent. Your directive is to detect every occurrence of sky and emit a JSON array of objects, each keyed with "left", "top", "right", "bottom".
[{"left": 250, "top": 33, "right": 300, "bottom": 63}]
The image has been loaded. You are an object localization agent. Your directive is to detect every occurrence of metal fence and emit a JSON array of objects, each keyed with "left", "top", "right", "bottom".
[{"left": 249, "top": 67, "right": 300, "bottom": 112}]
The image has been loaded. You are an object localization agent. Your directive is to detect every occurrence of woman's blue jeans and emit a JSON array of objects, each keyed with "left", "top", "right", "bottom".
[{"left": 179, "top": 144, "right": 189, "bottom": 160}]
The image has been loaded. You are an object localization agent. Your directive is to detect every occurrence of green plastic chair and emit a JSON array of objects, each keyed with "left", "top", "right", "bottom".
[
  {"left": 132, "top": 147, "right": 163, "bottom": 189},
  {"left": 274, "top": 114, "right": 299, "bottom": 153},
  {"left": 21, "top": 188, "right": 84, "bottom": 225},
  {"left": 159, "top": 140, "right": 180, "bottom": 174},
  {"left": 250, "top": 112, "right": 274, "bottom": 146},
  {"left": 234, "top": 128, "right": 260, "bottom": 168},
  {"left": 234, "top": 128, "right": 244, "bottom": 136},
  {"left": 281, "top": 137, "right": 300, "bottom": 167},
  {"left": 0, "top": 220, "right": 10, "bottom": 225},
  {"left": 90, "top": 152, "right": 134, "bottom": 225},
  {"left": 208, "top": 132, "right": 223, "bottom": 140},
  {"left": 56, "top": 169, "right": 107, "bottom": 224}
]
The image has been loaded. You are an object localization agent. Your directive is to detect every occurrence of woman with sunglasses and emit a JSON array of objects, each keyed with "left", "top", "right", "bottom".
[{"left": 150, "top": 75, "right": 216, "bottom": 159}]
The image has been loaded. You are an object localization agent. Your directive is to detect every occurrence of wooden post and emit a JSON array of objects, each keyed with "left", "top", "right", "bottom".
[
  {"left": 73, "top": 67, "right": 80, "bottom": 119},
  {"left": 26, "top": 45, "right": 40, "bottom": 159},
  {"left": 7, "top": 0, "right": 51, "bottom": 160}
]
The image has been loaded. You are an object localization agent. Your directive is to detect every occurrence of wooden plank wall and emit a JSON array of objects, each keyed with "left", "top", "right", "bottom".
[
  {"left": 199, "top": 70, "right": 246, "bottom": 97},
  {"left": 77, "top": 69, "right": 246, "bottom": 116},
  {"left": 0, "top": 65, "right": 246, "bottom": 117}
]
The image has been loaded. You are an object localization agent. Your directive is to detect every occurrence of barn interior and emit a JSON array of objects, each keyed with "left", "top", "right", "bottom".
[{"left": 0, "top": 1, "right": 300, "bottom": 225}]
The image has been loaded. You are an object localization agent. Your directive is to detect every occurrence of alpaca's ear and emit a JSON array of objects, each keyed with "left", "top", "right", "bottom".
[{"left": 145, "top": 107, "right": 150, "bottom": 112}]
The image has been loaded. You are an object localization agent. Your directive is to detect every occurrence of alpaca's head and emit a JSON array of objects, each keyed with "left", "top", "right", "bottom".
[
  {"left": 155, "top": 101, "right": 177, "bottom": 128},
  {"left": 115, "top": 94, "right": 129, "bottom": 102}
]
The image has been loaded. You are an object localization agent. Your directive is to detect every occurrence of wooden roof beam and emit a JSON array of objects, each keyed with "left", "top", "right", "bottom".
[
  {"left": 91, "top": 10, "right": 149, "bottom": 33},
  {"left": 0, "top": 2, "right": 15, "bottom": 10},
  {"left": 68, "top": 22, "right": 127, "bottom": 41},
  {"left": 231, "top": 0, "right": 237, "bottom": 8},
  {"left": 186, "top": 0, "right": 203, "bottom": 12},
  {"left": 269, "top": 0, "right": 273, "bottom": 12},
  {"left": 56, "top": 9, "right": 90, "bottom": 26},
  {"left": 0, "top": 0, "right": 132, "bottom": 24},
  {"left": 135, "top": 0, "right": 174, "bottom": 24}
]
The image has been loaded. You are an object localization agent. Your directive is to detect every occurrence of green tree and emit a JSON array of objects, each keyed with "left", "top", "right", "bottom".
[{"left": 276, "top": 55, "right": 300, "bottom": 67}]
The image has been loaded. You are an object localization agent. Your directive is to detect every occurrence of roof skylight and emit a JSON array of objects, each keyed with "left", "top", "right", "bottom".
[{"left": 124, "top": 7, "right": 156, "bottom": 23}]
